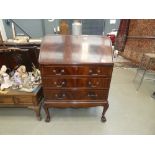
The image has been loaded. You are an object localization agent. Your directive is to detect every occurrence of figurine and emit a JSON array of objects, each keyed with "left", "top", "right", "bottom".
[
  {"left": 13, "top": 68, "right": 22, "bottom": 88},
  {"left": 10, "top": 64, "right": 41, "bottom": 92},
  {"left": 12, "top": 65, "right": 28, "bottom": 89},
  {"left": 31, "top": 63, "right": 41, "bottom": 84},
  {"left": 0, "top": 65, "right": 12, "bottom": 91},
  {"left": 17, "top": 65, "right": 28, "bottom": 80}
]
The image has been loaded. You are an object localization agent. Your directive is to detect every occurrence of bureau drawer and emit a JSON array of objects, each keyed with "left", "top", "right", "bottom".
[
  {"left": 77, "top": 66, "right": 112, "bottom": 76},
  {"left": 42, "top": 77, "right": 110, "bottom": 89},
  {"left": 41, "top": 66, "right": 112, "bottom": 76},
  {"left": 44, "top": 89, "right": 108, "bottom": 100},
  {"left": 76, "top": 78, "right": 110, "bottom": 88},
  {"left": 41, "top": 66, "right": 74, "bottom": 76},
  {"left": 0, "top": 96, "right": 14, "bottom": 104},
  {"left": 42, "top": 78, "right": 75, "bottom": 88},
  {"left": 13, "top": 96, "right": 33, "bottom": 105}
]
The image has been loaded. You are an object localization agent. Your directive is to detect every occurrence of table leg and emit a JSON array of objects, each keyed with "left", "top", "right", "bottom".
[
  {"left": 43, "top": 104, "right": 50, "bottom": 122},
  {"left": 33, "top": 106, "right": 41, "bottom": 121}
]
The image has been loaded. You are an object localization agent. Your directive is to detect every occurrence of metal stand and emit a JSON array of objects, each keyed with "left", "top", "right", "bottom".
[{"left": 133, "top": 53, "right": 155, "bottom": 91}]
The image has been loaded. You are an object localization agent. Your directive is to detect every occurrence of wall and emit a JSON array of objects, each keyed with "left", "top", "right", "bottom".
[
  {"left": 3, "top": 19, "right": 43, "bottom": 38},
  {"left": 67, "top": 19, "right": 120, "bottom": 35},
  {"left": 82, "top": 19, "right": 104, "bottom": 35},
  {"left": 65, "top": 19, "right": 104, "bottom": 35},
  {"left": 104, "top": 19, "right": 120, "bottom": 34},
  {"left": 3, "top": 19, "right": 60, "bottom": 39},
  {"left": 3, "top": 19, "right": 120, "bottom": 39},
  {"left": 44, "top": 19, "right": 60, "bottom": 35}
]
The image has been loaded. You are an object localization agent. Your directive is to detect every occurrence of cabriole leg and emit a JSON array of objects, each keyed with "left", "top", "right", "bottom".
[{"left": 101, "top": 102, "right": 109, "bottom": 122}]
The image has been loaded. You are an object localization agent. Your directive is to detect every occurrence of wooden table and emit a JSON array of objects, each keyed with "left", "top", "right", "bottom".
[{"left": 0, "top": 85, "right": 43, "bottom": 120}]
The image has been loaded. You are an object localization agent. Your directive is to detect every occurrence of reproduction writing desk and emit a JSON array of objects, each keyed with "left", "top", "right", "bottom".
[{"left": 39, "top": 35, "right": 114, "bottom": 122}]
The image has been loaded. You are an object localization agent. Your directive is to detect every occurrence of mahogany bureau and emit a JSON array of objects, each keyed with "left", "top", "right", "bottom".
[{"left": 39, "top": 35, "right": 114, "bottom": 122}]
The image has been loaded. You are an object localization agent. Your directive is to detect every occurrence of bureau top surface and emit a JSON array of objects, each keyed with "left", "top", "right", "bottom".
[{"left": 39, "top": 35, "right": 113, "bottom": 65}]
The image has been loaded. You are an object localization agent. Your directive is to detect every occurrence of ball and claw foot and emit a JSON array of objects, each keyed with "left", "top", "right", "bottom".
[
  {"left": 101, "top": 116, "right": 106, "bottom": 122},
  {"left": 37, "top": 116, "right": 42, "bottom": 121},
  {"left": 45, "top": 116, "right": 50, "bottom": 122}
]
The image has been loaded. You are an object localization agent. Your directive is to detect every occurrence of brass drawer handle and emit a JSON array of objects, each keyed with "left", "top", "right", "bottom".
[
  {"left": 54, "top": 81, "right": 66, "bottom": 87},
  {"left": 55, "top": 93, "right": 66, "bottom": 99},
  {"left": 53, "top": 69, "right": 65, "bottom": 75},
  {"left": 89, "top": 69, "right": 101, "bottom": 75},
  {"left": 87, "top": 92, "right": 98, "bottom": 97},
  {"left": 88, "top": 81, "right": 99, "bottom": 88}
]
